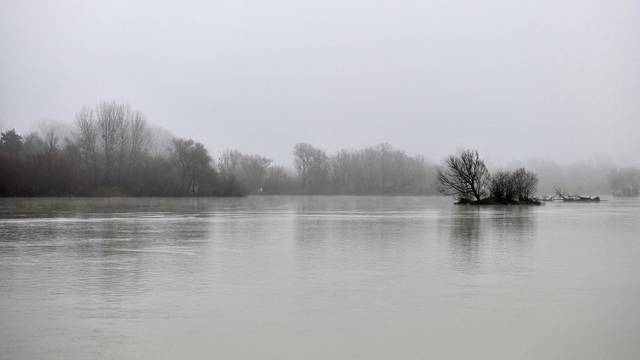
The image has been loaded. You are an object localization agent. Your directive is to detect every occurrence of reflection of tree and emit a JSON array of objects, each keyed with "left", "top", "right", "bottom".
[
  {"left": 445, "top": 206, "right": 537, "bottom": 273},
  {"left": 293, "top": 197, "right": 427, "bottom": 276},
  {"left": 447, "top": 208, "right": 482, "bottom": 272},
  {"left": 491, "top": 207, "right": 535, "bottom": 241},
  {"left": 490, "top": 208, "right": 536, "bottom": 271},
  {"left": 444, "top": 206, "right": 537, "bottom": 274}
]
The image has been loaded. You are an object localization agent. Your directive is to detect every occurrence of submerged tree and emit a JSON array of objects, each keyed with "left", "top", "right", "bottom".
[
  {"left": 489, "top": 170, "right": 515, "bottom": 201},
  {"left": 438, "top": 150, "right": 539, "bottom": 203},
  {"left": 437, "top": 149, "right": 489, "bottom": 201},
  {"left": 511, "top": 168, "right": 538, "bottom": 200},
  {"left": 489, "top": 168, "right": 538, "bottom": 201}
]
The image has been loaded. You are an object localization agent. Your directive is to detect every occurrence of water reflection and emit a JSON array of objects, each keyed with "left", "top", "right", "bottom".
[
  {"left": 442, "top": 206, "right": 537, "bottom": 273},
  {"left": 491, "top": 207, "right": 536, "bottom": 271},
  {"left": 2, "top": 197, "right": 640, "bottom": 360},
  {"left": 491, "top": 206, "right": 536, "bottom": 237},
  {"left": 444, "top": 207, "right": 482, "bottom": 272},
  {"left": 292, "top": 197, "right": 433, "bottom": 272}
]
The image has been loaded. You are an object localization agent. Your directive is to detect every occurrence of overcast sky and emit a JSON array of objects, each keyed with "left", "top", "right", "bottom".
[{"left": 1, "top": 0, "right": 638, "bottom": 166}]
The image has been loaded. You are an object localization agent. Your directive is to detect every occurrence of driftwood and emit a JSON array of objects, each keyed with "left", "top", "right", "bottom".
[{"left": 553, "top": 187, "right": 600, "bottom": 202}]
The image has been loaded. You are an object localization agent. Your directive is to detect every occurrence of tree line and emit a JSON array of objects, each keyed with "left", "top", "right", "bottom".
[
  {"left": 0, "top": 101, "right": 440, "bottom": 197},
  {"left": 608, "top": 167, "right": 640, "bottom": 197},
  {"left": 289, "top": 142, "right": 437, "bottom": 194},
  {"left": 0, "top": 102, "right": 243, "bottom": 196},
  {"left": 203, "top": 143, "right": 438, "bottom": 195},
  {"left": 2, "top": 102, "right": 635, "bottom": 198}
]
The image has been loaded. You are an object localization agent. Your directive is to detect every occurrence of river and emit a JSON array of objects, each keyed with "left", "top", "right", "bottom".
[{"left": 1, "top": 196, "right": 639, "bottom": 359}]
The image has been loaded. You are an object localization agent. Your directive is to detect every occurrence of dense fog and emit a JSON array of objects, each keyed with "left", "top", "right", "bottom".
[{"left": 2, "top": 0, "right": 639, "bottom": 167}]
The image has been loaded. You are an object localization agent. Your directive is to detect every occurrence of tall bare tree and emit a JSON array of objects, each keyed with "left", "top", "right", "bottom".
[
  {"left": 293, "top": 143, "right": 329, "bottom": 191},
  {"left": 437, "top": 149, "right": 489, "bottom": 201},
  {"left": 75, "top": 107, "right": 99, "bottom": 183},
  {"left": 218, "top": 149, "right": 244, "bottom": 175},
  {"left": 95, "top": 101, "right": 129, "bottom": 185},
  {"left": 129, "top": 112, "right": 150, "bottom": 161}
]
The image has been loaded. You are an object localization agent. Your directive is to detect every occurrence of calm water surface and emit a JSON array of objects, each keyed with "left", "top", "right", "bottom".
[{"left": 1, "top": 196, "right": 639, "bottom": 359}]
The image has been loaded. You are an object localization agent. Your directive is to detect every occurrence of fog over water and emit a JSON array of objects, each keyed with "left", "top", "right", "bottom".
[
  {"left": 2, "top": 2, "right": 640, "bottom": 358},
  {"left": 1, "top": 197, "right": 640, "bottom": 359},
  {"left": 1, "top": 0, "right": 639, "bottom": 165}
]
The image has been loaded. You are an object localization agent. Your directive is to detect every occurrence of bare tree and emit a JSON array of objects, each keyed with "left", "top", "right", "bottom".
[
  {"left": 511, "top": 168, "right": 538, "bottom": 200},
  {"left": 218, "top": 149, "right": 244, "bottom": 175},
  {"left": 489, "top": 170, "right": 515, "bottom": 200},
  {"left": 293, "top": 143, "right": 329, "bottom": 192},
  {"left": 38, "top": 126, "right": 60, "bottom": 155},
  {"left": 22, "top": 132, "right": 47, "bottom": 156},
  {"left": 437, "top": 149, "right": 489, "bottom": 201},
  {"left": 330, "top": 149, "right": 353, "bottom": 193},
  {"left": 128, "top": 111, "right": 150, "bottom": 171},
  {"left": 75, "top": 107, "right": 99, "bottom": 182},
  {"left": 239, "top": 154, "right": 272, "bottom": 192},
  {"left": 115, "top": 116, "right": 131, "bottom": 182},
  {"left": 262, "top": 165, "right": 297, "bottom": 194},
  {"left": 95, "top": 101, "right": 129, "bottom": 184},
  {"left": 148, "top": 125, "right": 174, "bottom": 159},
  {"left": 173, "top": 138, "right": 214, "bottom": 194},
  {"left": 217, "top": 150, "right": 273, "bottom": 193}
]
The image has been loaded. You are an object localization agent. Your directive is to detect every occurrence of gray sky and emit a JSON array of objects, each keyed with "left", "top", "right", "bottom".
[{"left": 1, "top": 0, "right": 638, "bottom": 166}]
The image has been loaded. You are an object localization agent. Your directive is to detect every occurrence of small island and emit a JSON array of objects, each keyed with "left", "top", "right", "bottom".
[{"left": 438, "top": 149, "right": 541, "bottom": 205}]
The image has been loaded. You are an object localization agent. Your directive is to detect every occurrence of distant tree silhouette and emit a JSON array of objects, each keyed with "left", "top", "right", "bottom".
[
  {"left": 218, "top": 150, "right": 272, "bottom": 193},
  {"left": 328, "top": 143, "right": 435, "bottom": 194},
  {"left": 437, "top": 149, "right": 489, "bottom": 201},
  {"left": 293, "top": 143, "right": 329, "bottom": 193},
  {"left": 0, "top": 129, "right": 23, "bottom": 155},
  {"left": 609, "top": 167, "right": 640, "bottom": 197},
  {"left": 172, "top": 138, "right": 215, "bottom": 195}
]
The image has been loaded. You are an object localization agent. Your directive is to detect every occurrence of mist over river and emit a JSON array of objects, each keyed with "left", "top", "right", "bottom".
[{"left": 1, "top": 196, "right": 639, "bottom": 359}]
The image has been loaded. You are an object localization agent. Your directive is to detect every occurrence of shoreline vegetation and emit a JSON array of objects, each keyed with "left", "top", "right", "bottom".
[
  {"left": 0, "top": 101, "right": 636, "bottom": 199},
  {"left": 0, "top": 101, "right": 438, "bottom": 197}
]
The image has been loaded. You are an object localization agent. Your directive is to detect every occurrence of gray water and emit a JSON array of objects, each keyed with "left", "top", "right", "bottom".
[{"left": 1, "top": 196, "right": 639, "bottom": 359}]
